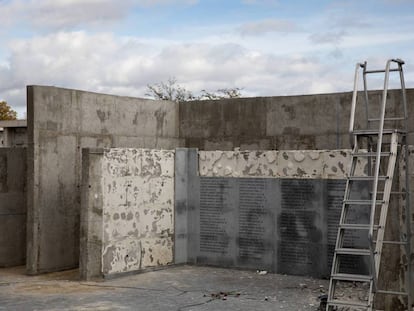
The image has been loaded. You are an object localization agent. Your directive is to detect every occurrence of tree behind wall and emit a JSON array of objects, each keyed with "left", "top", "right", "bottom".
[
  {"left": 146, "top": 77, "right": 242, "bottom": 102},
  {"left": 0, "top": 101, "right": 17, "bottom": 120}
]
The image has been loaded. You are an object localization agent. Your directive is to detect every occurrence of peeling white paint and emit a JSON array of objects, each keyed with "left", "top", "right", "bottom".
[
  {"left": 199, "top": 149, "right": 367, "bottom": 179},
  {"left": 100, "top": 148, "right": 174, "bottom": 275}
]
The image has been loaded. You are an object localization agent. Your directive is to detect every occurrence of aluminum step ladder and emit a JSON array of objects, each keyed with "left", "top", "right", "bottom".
[{"left": 327, "top": 59, "right": 412, "bottom": 310}]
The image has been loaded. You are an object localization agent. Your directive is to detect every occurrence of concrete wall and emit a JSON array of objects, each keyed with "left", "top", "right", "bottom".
[
  {"left": 1, "top": 128, "right": 27, "bottom": 147},
  {"left": 398, "top": 146, "right": 414, "bottom": 303},
  {"left": 80, "top": 148, "right": 174, "bottom": 280},
  {"left": 27, "top": 86, "right": 181, "bottom": 274},
  {"left": 180, "top": 89, "right": 414, "bottom": 150},
  {"left": 0, "top": 120, "right": 27, "bottom": 147},
  {"left": 25, "top": 85, "right": 413, "bottom": 278},
  {"left": 0, "top": 148, "right": 27, "bottom": 267}
]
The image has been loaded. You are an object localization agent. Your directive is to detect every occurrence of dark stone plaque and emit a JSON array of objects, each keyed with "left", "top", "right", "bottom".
[
  {"left": 175, "top": 152, "right": 371, "bottom": 278},
  {"left": 277, "top": 179, "right": 325, "bottom": 277},
  {"left": 327, "top": 179, "right": 346, "bottom": 271},
  {"left": 199, "top": 178, "right": 233, "bottom": 255},
  {"left": 238, "top": 179, "right": 267, "bottom": 259}
]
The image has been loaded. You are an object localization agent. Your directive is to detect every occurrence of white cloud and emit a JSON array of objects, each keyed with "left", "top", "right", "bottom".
[
  {"left": 237, "top": 19, "right": 299, "bottom": 36},
  {"left": 0, "top": 0, "right": 197, "bottom": 30},
  {"left": 0, "top": 31, "right": 357, "bottom": 118},
  {"left": 0, "top": 0, "right": 131, "bottom": 29}
]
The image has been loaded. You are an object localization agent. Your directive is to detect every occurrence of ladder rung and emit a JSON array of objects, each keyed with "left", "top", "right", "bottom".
[
  {"left": 368, "top": 117, "right": 405, "bottom": 122},
  {"left": 364, "top": 68, "right": 400, "bottom": 74},
  {"left": 327, "top": 299, "right": 369, "bottom": 308},
  {"left": 343, "top": 199, "right": 384, "bottom": 205},
  {"left": 332, "top": 273, "right": 372, "bottom": 282},
  {"left": 375, "top": 240, "right": 407, "bottom": 245},
  {"left": 352, "top": 151, "right": 391, "bottom": 157},
  {"left": 335, "top": 248, "right": 371, "bottom": 256},
  {"left": 376, "top": 289, "right": 408, "bottom": 296},
  {"left": 348, "top": 176, "right": 388, "bottom": 181},
  {"left": 352, "top": 129, "right": 405, "bottom": 136},
  {"left": 339, "top": 223, "right": 379, "bottom": 230},
  {"left": 375, "top": 191, "right": 406, "bottom": 195}
]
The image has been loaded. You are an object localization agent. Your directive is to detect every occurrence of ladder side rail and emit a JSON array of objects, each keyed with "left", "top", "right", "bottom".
[
  {"left": 374, "top": 133, "right": 398, "bottom": 277},
  {"left": 397, "top": 60, "right": 408, "bottom": 127},
  {"left": 398, "top": 61, "right": 412, "bottom": 309},
  {"left": 368, "top": 60, "right": 392, "bottom": 292},
  {"left": 327, "top": 155, "right": 359, "bottom": 308},
  {"left": 362, "top": 61, "right": 370, "bottom": 129},
  {"left": 369, "top": 59, "right": 392, "bottom": 241},
  {"left": 349, "top": 63, "right": 362, "bottom": 136}
]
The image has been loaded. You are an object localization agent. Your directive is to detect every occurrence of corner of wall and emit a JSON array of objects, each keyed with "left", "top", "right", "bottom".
[{"left": 80, "top": 148, "right": 104, "bottom": 280}]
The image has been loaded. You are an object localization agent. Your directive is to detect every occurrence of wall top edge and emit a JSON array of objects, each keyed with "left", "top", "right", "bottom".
[{"left": 28, "top": 85, "right": 175, "bottom": 104}]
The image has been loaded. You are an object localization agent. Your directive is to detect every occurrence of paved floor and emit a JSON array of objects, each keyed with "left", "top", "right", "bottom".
[{"left": 0, "top": 265, "right": 329, "bottom": 311}]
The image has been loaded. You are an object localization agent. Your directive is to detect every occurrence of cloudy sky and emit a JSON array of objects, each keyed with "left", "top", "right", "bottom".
[{"left": 0, "top": 0, "right": 413, "bottom": 118}]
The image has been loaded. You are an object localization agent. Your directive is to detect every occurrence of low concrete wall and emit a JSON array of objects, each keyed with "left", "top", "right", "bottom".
[
  {"left": 27, "top": 86, "right": 181, "bottom": 274},
  {"left": 0, "top": 148, "right": 27, "bottom": 267},
  {"left": 80, "top": 148, "right": 174, "bottom": 280}
]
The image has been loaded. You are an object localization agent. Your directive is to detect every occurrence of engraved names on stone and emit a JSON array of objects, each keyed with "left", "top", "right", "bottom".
[
  {"left": 199, "top": 178, "right": 231, "bottom": 254},
  {"left": 279, "top": 180, "right": 318, "bottom": 268},
  {"left": 238, "top": 179, "right": 267, "bottom": 259}
]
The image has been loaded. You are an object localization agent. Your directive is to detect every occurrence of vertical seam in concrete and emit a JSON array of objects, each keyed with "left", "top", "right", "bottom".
[
  {"left": 26, "top": 85, "right": 39, "bottom": 274},
  {"left": 99, "top": 151, "right": 105, "bottom": 276}
]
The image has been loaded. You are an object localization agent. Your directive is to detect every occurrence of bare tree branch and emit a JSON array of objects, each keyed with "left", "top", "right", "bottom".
[{"left": 146, "top": 78, "right": 242, "bottom": 102}]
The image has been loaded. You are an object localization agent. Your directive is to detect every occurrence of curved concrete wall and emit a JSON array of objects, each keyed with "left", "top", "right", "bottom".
[{"left": 180, "top": 89, "right": 414, "bottom": 150}]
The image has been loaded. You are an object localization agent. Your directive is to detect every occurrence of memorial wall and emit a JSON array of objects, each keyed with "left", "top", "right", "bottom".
[
  {"left": 80, "top": 147, "right": 399, "bottom": 279},
  {"left": 175, "top": 149, "right": 370, "bottom": 278}
]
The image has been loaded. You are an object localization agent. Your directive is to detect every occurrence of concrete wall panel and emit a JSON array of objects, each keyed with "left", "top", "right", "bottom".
[
  {"left": 27, "top": 86, "right": 181, "bottom": 274},
  {"left": 180, "top": 89, "right": 414, "bottom": 150},
  {"left": 81, "top": 148, "right": 174, "bottom": 279},
  {"left": 80, "top": 149, "right": 104, "bottom": 280},
  {"left": 0, "top": 148, "right": 27, "bottom": 267}
]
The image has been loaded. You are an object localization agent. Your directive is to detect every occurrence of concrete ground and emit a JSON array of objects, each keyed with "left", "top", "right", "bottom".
[{"left": 0, "top": 265, "right": 329, "bottom": 311}]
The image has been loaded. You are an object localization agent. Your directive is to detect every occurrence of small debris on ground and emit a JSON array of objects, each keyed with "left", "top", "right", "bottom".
[
  {"left": 299, "top": 283, "right": 307, "bottom": 289},
  {"left": 256, "top": 270, "right": 268, "bottom": 275},
  {"left": 206, "top": 291, "right": 241, "bottom": 301}
]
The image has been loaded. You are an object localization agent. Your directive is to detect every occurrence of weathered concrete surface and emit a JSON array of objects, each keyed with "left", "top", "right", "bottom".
[
  {"left": 81, "top": 148, "right": 174, "bottom": 279},
  {"left": 180, "top": 89, "right": 414, "bottom": 150},
  {"left": 0, "top": 265, "right": 331, "bottom": 311},
  {"left": 399, "top": 146, "right": 414, "bottom": 302},
  {"left": 27, "top": 86, "right": 181, "bottom": 274},
  {"left": 79, "top": 149, "right": 104, "bottom": 280},
  {"left": 174, "top": 148, "right": 199, "bottom": 265},
  {"left": 0, "top": 120, "right": 27, "bottom": 147},
  {"left": 0, "top": 148, "right": 27, "bottom": 267},
  {"left": 199, "top": 149, "right": 367, "bottom": 179}
]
